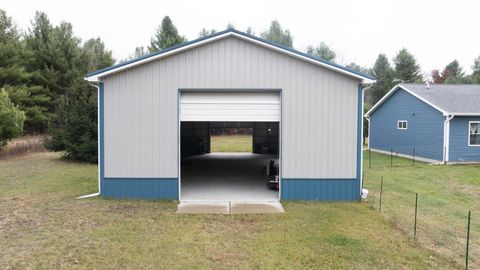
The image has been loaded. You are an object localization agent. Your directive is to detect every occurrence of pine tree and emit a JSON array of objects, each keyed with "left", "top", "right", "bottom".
[
  {"left": 472, "top": 56, "right": 480, "bottom": 83},
  {"left": 306, "top": 42, "right": 336, "bottom": 62},
  {"left": 368, "top": 54, "right": 395, "bottom": 105},
  {"left": 0, "top": 9, "right": 26, "bottom": 84},
  {"left": 123, "top": 46, "right": 147, "bottom": 62},
  {"left": 473, "top": 56, "right": 480, "bottom": 76},
  {"left": 55, "top": 82, "right": 98, "bottom": 162},
  {"left": 431, "top": 70, "right": 446, "bottom": 84},
  {"left": 48, "top": 35, "right": 113, "bottom": 161},
  {"left": 149, "top": 16, "right": 186, "bottom": 52},
  {"left": 48, "top": 32, "right": 113, "bottom": 159},
  {"left": 4, "top": 84, "right": 52, "bottom": 133},
  {"left": 393, "top": 48, "right": 423, "bottom": 83},
  {"left": 346, "top": 62, "right": 372, "bottom": 75},
  {"left": 443, "top": 60, "right": 464, "bottom": 78},
  {"left": 0, "top": 9, "right": 52, "bottom": 133},
  {"left": 26, "top": 13, "right": 86, "bottom": 113},
  {"left": 260, "top": 20, "right": 293, "bottom": 47},
  {"left": 83, "top": 38, "right": 115, "bottom": 73},
  {"left": 198, "top": 28, "right": 216, "bottom": 38},
  {"left": 28, "top": 12, "right": 104, "bottom": 161},
  {"left": 443, "top": 60, "right": 469, "bottom": 84}
]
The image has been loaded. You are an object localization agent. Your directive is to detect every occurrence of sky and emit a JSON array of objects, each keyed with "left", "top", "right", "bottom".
[{"left": 2, "top": 0, "right": 479, "bottom": 76}]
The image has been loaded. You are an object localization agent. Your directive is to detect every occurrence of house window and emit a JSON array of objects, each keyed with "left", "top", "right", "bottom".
[
  {"left": 397, "top": 120, "right": 408, "bottom": 130},
  {"left": 469, "top": 121, "right": 480, "bottom": 146}
]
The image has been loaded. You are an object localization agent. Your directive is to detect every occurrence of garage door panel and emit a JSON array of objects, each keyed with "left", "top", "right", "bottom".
[
  {"left": 180, "top": 91, "right": 280, "bottom": 122},
  {"left": 181, "top": 115, "right": 280, "bottom": 122},
  {"left": 181, "top": 108, "right": 280, "bottom": 116}
]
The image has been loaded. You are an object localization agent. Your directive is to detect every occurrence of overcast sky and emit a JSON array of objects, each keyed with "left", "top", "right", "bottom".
[{"left": 2, "top": 0, "right": 479, "bottom": 76}]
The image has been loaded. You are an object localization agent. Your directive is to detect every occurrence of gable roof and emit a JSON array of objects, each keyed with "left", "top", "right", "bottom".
[
  {"left": 85, "top": 28, "right": 375, "bottom": 83},
  {"left": 365, "top": 83, "right": 480, "bottom": 117}
]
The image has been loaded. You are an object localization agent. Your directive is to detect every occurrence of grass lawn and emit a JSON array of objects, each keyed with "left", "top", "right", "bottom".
[
  {"left": 0, "top": 152, "right": 457, "bottom": 269},
  {"left": 363, "top": 150, "right": 480, "bottom": 269},
  {"left": 211, "top": 134, "right": 252, "bottom": 152}
]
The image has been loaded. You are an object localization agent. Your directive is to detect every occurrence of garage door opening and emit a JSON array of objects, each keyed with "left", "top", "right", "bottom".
[
  {"left": 179, "top": 90, "right": 281, "bottom": 202},
  {"left": 180, "top": 121, "right": 279, "bottom": 201}
]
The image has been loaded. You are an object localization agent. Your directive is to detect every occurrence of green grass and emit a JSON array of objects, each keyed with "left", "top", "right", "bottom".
[
  {"left": 0, "top": 152, "right": 457, "bottom": 269},
  {"left": 210, "top": 135, "right": 252, "bottom": 152},
  {"left": 363, "top": 150, "right": 480, "bottom": 268}
]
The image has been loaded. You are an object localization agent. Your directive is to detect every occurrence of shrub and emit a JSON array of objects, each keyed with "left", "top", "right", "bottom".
[{"left": 0, "top": 89, "right": 25, "bottom": 149}]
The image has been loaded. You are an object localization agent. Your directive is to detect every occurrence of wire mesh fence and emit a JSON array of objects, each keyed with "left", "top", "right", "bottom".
[
  {"left": 365, "top": 144, "right": 480, "bottom": 168},
  {"left": 365, "top": 145, "right": 443, "bottom": 168},
  {"left": 364, "top": 163, "right": 479, "bottom": 269}
]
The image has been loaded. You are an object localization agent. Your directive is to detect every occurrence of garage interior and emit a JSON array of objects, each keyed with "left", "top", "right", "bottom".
[{"left": 180, "top": 121, "right": 280, "bottom": 201}]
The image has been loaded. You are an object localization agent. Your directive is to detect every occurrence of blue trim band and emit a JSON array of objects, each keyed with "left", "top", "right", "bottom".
[
  {"left": 86, "top": 29, "right": 375, "bottom": 81},
  {"left": 102, "top": 178, "right": 179, "bottom": 200},
  {"left": 281, "top": 178, "right": 359, "bottom": 201}
]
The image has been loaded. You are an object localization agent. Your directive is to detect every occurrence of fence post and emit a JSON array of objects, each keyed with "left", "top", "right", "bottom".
[
  {"left": 379, "top": 176, "right": 383, "bottom": 212},
  {"left": 414, "top": 193, "right": 418, "bottom": 240},
  {"left": 390, "top": 147, "right": 393, "bottom": 167},
  {"left": 465, "top": 210, "right": 471, "bottom": 270},
  {"left": 413, "top": 146, "right": 416, "bottom": 166},
  {"left": 369, "top": 148, "right": 371, "bottom": 169}
]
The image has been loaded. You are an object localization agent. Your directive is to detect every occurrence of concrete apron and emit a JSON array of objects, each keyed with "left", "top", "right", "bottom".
[{"left": 176, "top": 201, "right": 285, "bottom": 214}]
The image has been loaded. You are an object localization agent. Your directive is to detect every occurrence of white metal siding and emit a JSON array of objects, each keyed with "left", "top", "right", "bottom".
[
  {"left": 180, "top": 91, "right": 280, "bottom": 122},
  {"left": 102, "top": 36, "right": 360, "bottom": 178}
]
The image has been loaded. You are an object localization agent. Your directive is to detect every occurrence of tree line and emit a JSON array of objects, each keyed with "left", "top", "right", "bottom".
[
  {"left": 1, "top": 11, "right": 479, "bottom": 162},
  {"left": 0, "top": 10, "right": 113, "bottom": 161}
]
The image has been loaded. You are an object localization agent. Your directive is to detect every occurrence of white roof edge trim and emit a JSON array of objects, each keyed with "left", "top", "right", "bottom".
[
  {"left": 229, "top": 33, "right": 375, "bottom": 84},
  {"left": 364, "top": 84, "right": 448, "bottom": 117},
  {"left": 85, "top": 32, "right": 232, "bottom": 82},
  {"left": 85, "top": 31, "right": 375, "bottom": 83},
  {"left": 450, "top": 113, "right": 480, "bottom": 116}
]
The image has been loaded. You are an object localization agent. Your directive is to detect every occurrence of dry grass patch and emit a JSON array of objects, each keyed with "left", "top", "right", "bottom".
[{"left": 0, "top": 135, "right": 47, "bottom": 159}]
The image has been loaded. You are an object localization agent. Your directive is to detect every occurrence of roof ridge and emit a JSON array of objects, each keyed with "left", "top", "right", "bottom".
[{"left": 85, "top": 28, "right": 375, "bottom": 82}]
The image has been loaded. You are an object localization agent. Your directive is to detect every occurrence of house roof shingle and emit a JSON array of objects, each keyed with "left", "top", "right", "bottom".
[
  {"left": 400, "top": 83, "right": 480, "bottom": 114},
  {"left": 365, "top": 83, "right": 480, "bottom": 117}
]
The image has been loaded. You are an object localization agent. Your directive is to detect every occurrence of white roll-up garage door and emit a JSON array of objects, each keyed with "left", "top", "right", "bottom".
[{"left": 180, "top": 91, "right": 280, "bottom": 122}]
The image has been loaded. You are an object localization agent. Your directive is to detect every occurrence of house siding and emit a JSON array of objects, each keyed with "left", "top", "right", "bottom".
[
  {"left": 369, "top": 88, "right": 445, "bottom": 161},
  {"left": 449, "top": 116, "right": 480, "bottom": 162}
]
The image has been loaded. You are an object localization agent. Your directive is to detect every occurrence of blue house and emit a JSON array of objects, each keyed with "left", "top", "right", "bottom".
[{"left": 365, "top": 83, "right": 480, "bottom": 163}]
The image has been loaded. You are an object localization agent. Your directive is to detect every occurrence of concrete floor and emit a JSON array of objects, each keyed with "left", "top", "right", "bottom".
[{"left": 181, "top": 153, "right": 279, "bottom": 201}]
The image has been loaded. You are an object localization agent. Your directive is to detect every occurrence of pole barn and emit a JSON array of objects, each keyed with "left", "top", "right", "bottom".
[{"left": 85, "top": 29, "right": 375, "bottom": 202}]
